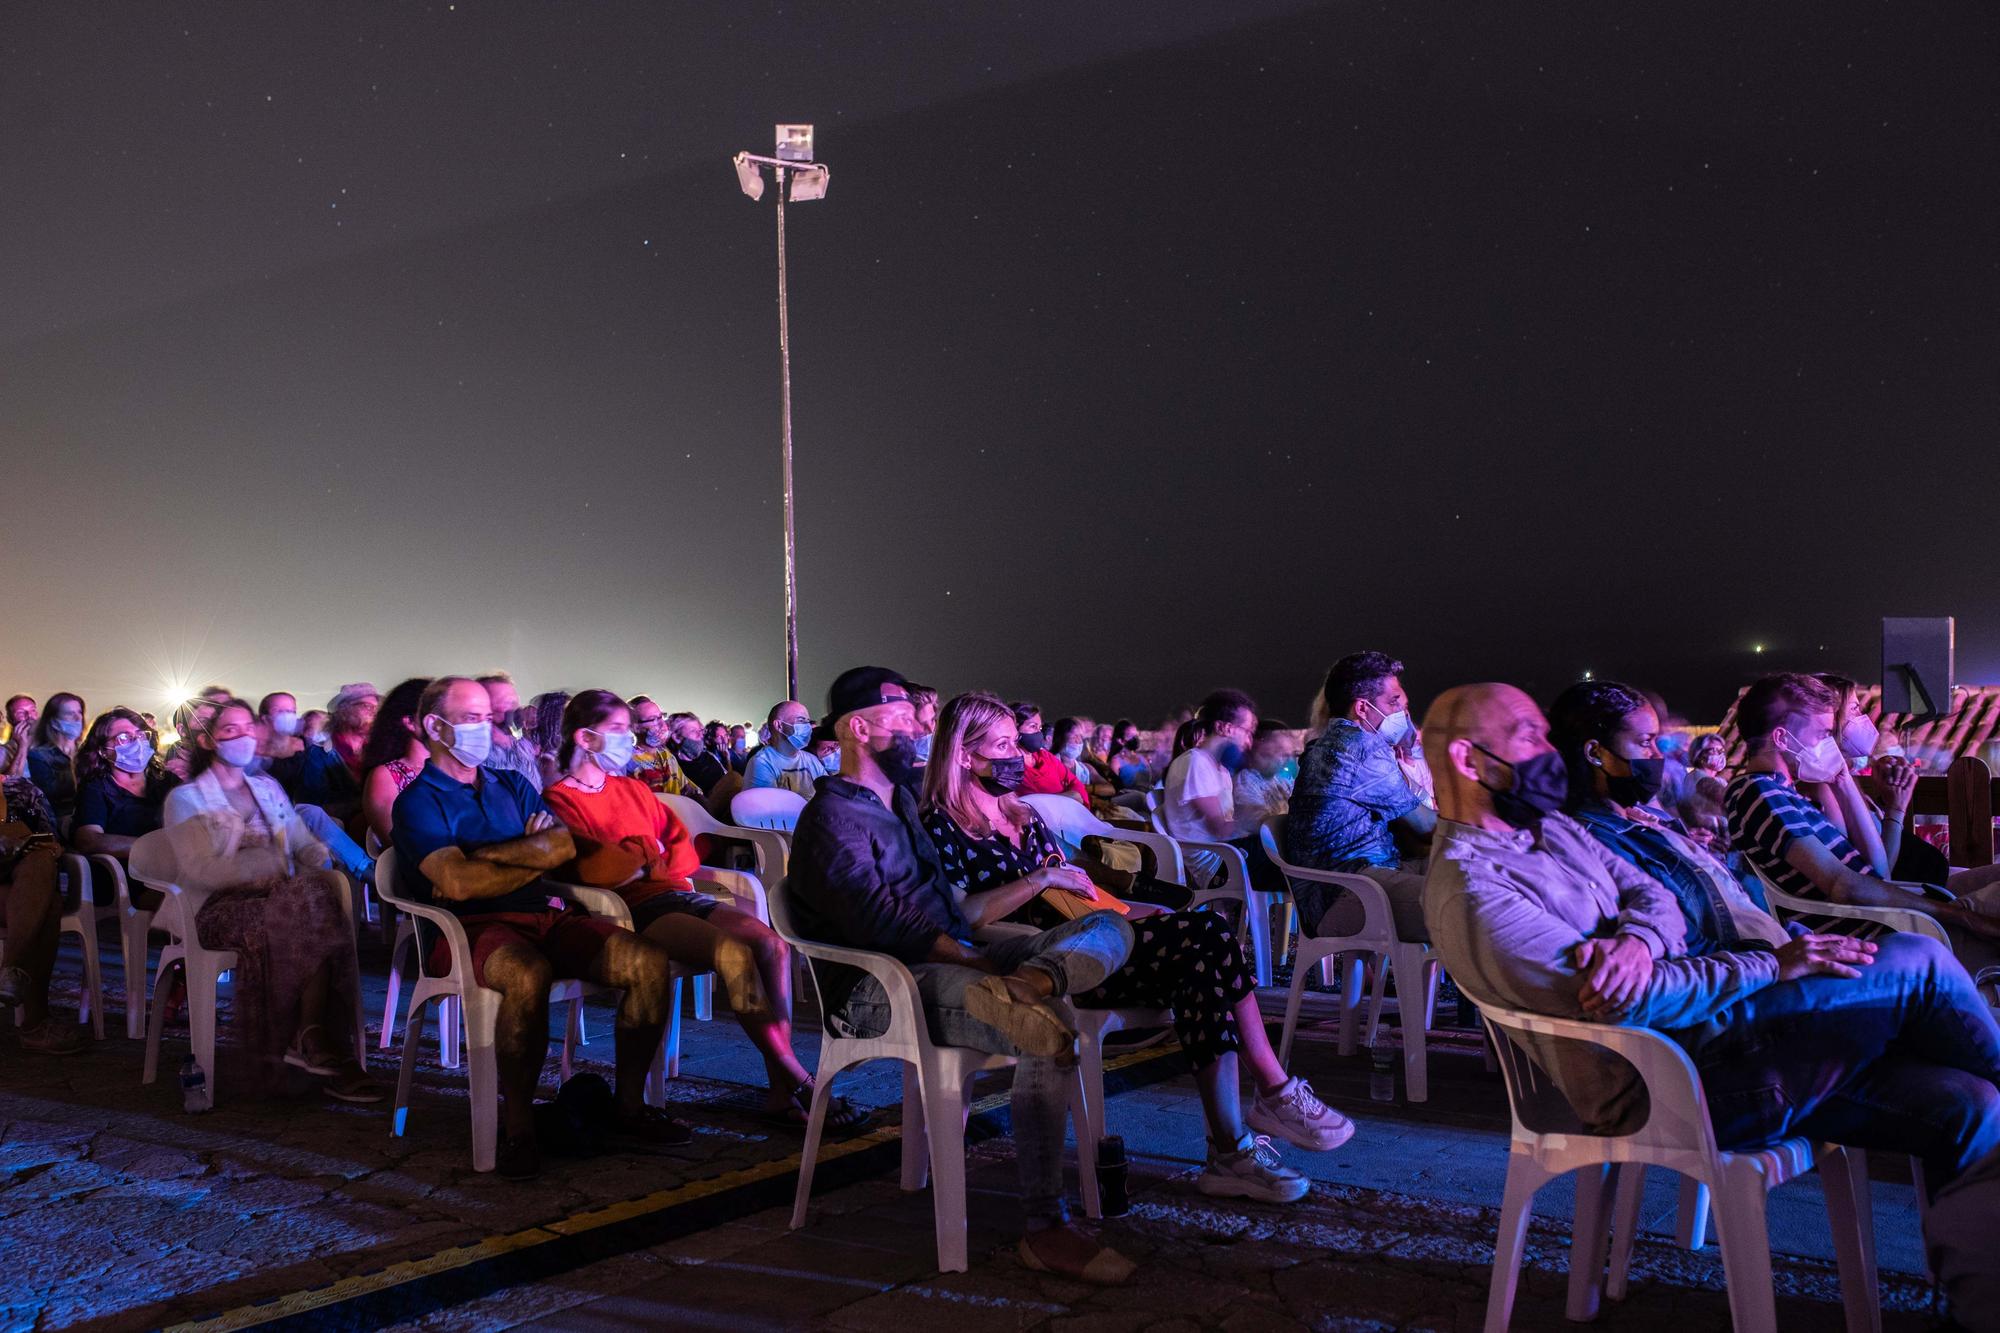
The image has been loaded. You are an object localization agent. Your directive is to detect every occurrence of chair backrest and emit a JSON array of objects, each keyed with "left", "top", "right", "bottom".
[
  {"left": 1021, "top": 792, "right": 1186, "bottom": 885},
  {"left": 1258, "top": 815, "right": 1291, "bottom": 871},
  {"left": 764, "top": 874, "right": 803, "bottom": 941},
  {"left": 128, "top": 827, "right": 178, "bottom": 886},
  {"left": 374, "top": 847, "right": 400, "bottom": 902},
  {"left": 732, "top": 786, "right": 805, "bottom": 831}
]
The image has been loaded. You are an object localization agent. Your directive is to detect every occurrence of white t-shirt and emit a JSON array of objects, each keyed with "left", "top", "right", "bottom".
[{"left": 1163, "top": 747, "right": 1235, "bottom": 842}]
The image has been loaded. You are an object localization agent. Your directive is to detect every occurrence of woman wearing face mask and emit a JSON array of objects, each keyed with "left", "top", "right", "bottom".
[
  {"left": 1104, "top": 719, "right": 1152, "bottom": 792},
  {"left": 1552, "top": 681, "right": 1796, "bottom": 959},
  {"left": 161, "top": 699, "right": 383, "bottom": 1102},
  {"left": 1011, "top": 703, "right": 1088, "bottom": 803},
  {"left": 71, "top": 710, "right": 175, "bottom": 906},
  {"left": 541, "top": 690, "right": 869, "bottom": 1132},
  {"left": 359, "top": 678, "right": 434, "bottom": 846},
  {"left": 27, "top": 692, "right": 88, "bottom": 827},
  {"left": 1676, "top": 733, "right": 1732, "bottom": 846},
  {"left": 921, "top": 692, "right": 1353, "bottom": 1204}
]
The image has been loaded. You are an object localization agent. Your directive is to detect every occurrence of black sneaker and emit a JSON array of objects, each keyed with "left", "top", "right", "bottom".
[{"left": 495, "top": 1133, "right": 542, "bottom": 1180}]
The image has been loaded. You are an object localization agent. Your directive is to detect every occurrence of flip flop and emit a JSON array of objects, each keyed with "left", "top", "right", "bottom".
[{"left": 757, "top": 1080, "right": 874, "bottom": 1135}]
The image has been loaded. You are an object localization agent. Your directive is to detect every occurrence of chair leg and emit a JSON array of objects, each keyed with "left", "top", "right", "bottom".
[
  {"left": 1363, "top": 952, "right": 1390, "bottom": 1048},
  {"left": 75, "top": 921, "right": 106, "bottom": 1039},
  {"left": 1815, "top": 1146, "right": 1882, "bottom": 1333},
  {"left": 1243, "top": 889, "right": 1273, "bottom": 988},
  {"left": 1420, "top": 956, "right": 1441, "bottom": 1031},
  {"left": 1279, "top": 961, "right": 1313, "bottom": 1067},
  {"left": 392, "top": 999, "right": 426, "bottom": 1139},
  {"left": 1606, "top": 1163, "right": 1646, "bottom": 1301},
  {"left": 921, "top": 1070, "right": 972, "bottom": 1273},
  {"left": 1909, "top": 1158, "right": 1933, "bottom": 1281},
  {"left": 468, "top": 1035, "right": 499, "bottom": 1173},
  {"left": 142, "top": 958, "right": 179, "bottom": 1084},
  {"left": 439, "top": 994, "right": 461, "bottom": 1069},
  {"left": 380, "top": 924, "right": 408, "bottom": 1050},
  {"left": 1396, "top": 945, "right": 1430, "bottom": 1103},
  {"left": 1566, "top": 1162, "right": 1617, "bottom": 1322},
  {"left": 1337, "top": 954, "right": 1366, "bottom": 1056},
  {"left": 1484, "top": 1153, "right": 1553, "bottom": 1333},
  {"left": 560, "top": 996, "right": 579, "bottom": 1082},
  {"left": 900, "top": 1063, "right": 930, "bottom": 1191},
  {"left": 1072, "top": 1064, "right": 1102, "bottom": 1220},
  {"left": 187, "top": 955, "right": 223, "bottom": 1103},
  {"left": 1710, "top": 1167, "right": 1780, "bottom": 1333},
  {"left": 791, "top": 1058, "right": 845, "bottom": 1229},
  {"left": 665, "top": 976, "right": 684, "bottom": 1080},
  {"left": 693, "top": 973, "right": 714, "bottom": 1022},
  {"left": 1675, "top": 1175, "right": 1711, "bottom": 1250},
  {"left": 123, "top": 920, "right": 150, "bottom": 1041}
]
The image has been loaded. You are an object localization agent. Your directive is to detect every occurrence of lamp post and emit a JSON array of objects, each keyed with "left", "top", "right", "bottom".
[{"left": 731, "top": 124, "right": 830, "bottom": 704}]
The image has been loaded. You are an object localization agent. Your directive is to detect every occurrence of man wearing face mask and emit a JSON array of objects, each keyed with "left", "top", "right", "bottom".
[
  {"left": 1012, "top": 704, "right": 1089, "bottom": 803},
  {"left": 1285, "top": 652, "right": 1436, "bottom": 943},
  {"left": 1726, "top": 672, "right": 2000, "bottom": 974},
  {"left": 744, "top": 698, "right": 829, "bottom": 798},
  {"left": 1423, "top": 683, "right": 2000, "bottom": 1182},
  {"left": 666, "top": 712, "right": 727, "bottom": 796},
  {"left": 906, "top": 683, "right": 939, "bottom": 767}
]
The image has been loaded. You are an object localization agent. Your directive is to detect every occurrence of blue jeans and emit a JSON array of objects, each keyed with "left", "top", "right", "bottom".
[
  {"left": 837, "top": 910, "right": 1134, "bottom": 1229},
  {"left": 297, "top": 803, "right": 373, "bottom": 880},
  {"left": 1692, "top": 933, "right": 2000, "bottom": 1185}
]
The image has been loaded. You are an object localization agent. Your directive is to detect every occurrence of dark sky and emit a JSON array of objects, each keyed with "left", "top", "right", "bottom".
[{"left": 5, "top": 2, "right": 1996, "bottom": 727}]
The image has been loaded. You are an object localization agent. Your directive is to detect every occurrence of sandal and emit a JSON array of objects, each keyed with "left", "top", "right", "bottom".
[
  {"left": 322, "top": 1061, "right": 387, "bottom": 1104},
  {"left": 283, "top": 1025, "right": 344, "bottom": 1077},
  {"left": 758, "top": 1080, "right": 874, "bottom": 1136}
]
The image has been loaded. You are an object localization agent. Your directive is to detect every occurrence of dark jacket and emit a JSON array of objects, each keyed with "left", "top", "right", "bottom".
[{"left": 788, "top": 776, "right": 974, "bottom": 1010}]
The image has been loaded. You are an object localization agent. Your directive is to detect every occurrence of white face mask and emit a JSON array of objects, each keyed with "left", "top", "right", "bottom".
[
  {"left": 112, "top": 737, "right": 153, "bottom": 773},
  {"left": 269, "top": 710, "right": 300, "bottom": 737},
  {"left": 590, "top": 728, "right": 637, "bottom": 774},
  {"left": 1784, "top": 732, "right": 1846, "bottom": 783},
  {"left": 1367, "top": 703, "right": 1413, "bottom": 748},
  {"left": 214, "top": 736, "right": 259, "bottom": 768},
  {"left": 428, "top": 716, "right": 493, "bottom": 767},
  {"left": 1839, "top": 715, "right": 1880, "bottom": 761}
]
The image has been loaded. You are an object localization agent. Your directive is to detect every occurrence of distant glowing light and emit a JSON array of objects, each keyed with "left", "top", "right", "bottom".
[
  {"left": 1582, "top": 670, "right": 1593, "bottom": 680},
  {"left": 1752, "top": 644, "right": 1765, "bottom": 654}
]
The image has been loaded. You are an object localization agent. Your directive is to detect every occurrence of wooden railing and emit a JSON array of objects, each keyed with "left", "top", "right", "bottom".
[{"left": 1907, "top": 755, "right": 1997, "bottom": 868}]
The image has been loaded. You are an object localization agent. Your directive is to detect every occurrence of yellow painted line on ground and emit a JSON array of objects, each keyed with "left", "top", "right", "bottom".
[{"left": 166, "top": 1042, "right": 1179, "bottom": 1333}]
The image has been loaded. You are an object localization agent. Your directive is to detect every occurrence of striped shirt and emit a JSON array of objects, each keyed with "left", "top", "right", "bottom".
[{"left": 1723, "top": 771, "right": 1868, "bottom": 903}]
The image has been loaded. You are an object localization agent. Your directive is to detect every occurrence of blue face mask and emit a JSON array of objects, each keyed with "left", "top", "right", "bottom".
[
  {"left": 783, "top": 721, "right": 813, "bottom": 750},
  {"left": 913, "top": 732, "right": 933, "bottom": 762},
  {"left": 1277, "top": 757, "right": 1299, "bottom": 785},
  {"left": 51, "top": 717, "right": 82, "bottom": 740}
]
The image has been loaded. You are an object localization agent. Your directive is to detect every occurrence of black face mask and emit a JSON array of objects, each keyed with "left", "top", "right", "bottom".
[
  {"left": 1018, "top": 731, "right": 1048, "bottom": 753},
  {"left": 874, "top": 732, "right": 924, "bottom": 786},
  {"left": 1475, "top": 744, "right": 1569, "bottom": 828},
  {"left": 977, "top": 755, "right": 1027, "bottom": 794},
  {"left": 676, "top": 738, "right": 704, "bottom": 761},
  {"left": 1604, "top": 755, "right": 1668, "bottom": 807}
]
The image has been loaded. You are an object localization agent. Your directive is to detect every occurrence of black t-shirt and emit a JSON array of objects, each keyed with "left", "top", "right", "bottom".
[{"left": 74, "top": 772, "right": 167, "bottom": 838}]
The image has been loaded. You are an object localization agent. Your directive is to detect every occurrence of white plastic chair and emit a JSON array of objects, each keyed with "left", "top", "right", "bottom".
[
  {"left": 659, "top": 792, "right": 790, "bottom": 887},
  {"left": 130, "top": 829, "right": 367, "bottom": 1101},
  {"left": 1142, "top": 809, "right": 1277, "bottom": 986},
  {"left": 731, "top": 786, "right": 806, "bottom": 833},
  {"left": 772, "top": 879, "right": 1100, "bottom": 1273},
  {"left": 1476, "top": 995, "right": 1879, "bottom": 1333},
  {"left": 25, "top": 855, "right": 105, "bottom": 1039},
  {"left": 641, "top": 866, "right": 770, "bottom": 1096},
  {"left": 63, "top": 852, "right": 156, "bottom": 1040},
  {"left": 1021, "top": 793, "right": 1187, "bottom": 897},
  {"left": 377, "top": 847, "right": 635, "bottom": 1172},
  {"left": 1748, "top": 863, "right": 1951, "bottom": 945},
  {"left": 1259, "top": 817, "right": 1440, "bottom": 1100}
]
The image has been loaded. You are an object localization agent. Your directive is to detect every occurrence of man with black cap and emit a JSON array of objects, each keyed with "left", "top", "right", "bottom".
[{"left": 789, "top": 667, "right": 1140, "bottom": 1284}]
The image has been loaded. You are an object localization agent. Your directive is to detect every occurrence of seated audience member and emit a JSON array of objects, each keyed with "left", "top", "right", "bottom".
[
  {"left": 744, "top": 699, "right": 827, "bottom": 797},
  {"left": 392, "top": 676, "right": 686, "bottom": 1179},
  {"left": 1724, "top": 672, "right": 2000, "bottom": 972},
  {"left": 299, "top": 710, "right": 330, "bottom": 749},
  {"left": 1422, "top": 682, "right": 2000, "bottom": 1183},
  {"left": 1012, "top": 703, "right": 1088, "bottom": 802},
  {"left": 727, "top": 724, "right": 750, "bottom": 773},
  {"left": 1283, "top": 653, "right": 1434, "bottom": 942},
  {"left": 479, "top": 673, "right": 544, "bottom": 791},
  {"left": 1087, "top": 721, "right": 1114, "bottom": 768},
  {"left": 808, "top": 725, "right": 842, "bottom": 775},
  {"left": 1105, "top": 718, "right": 1152, "bottom": 792},
  {"left": 524, "top": 691, "right": 571, "bottom": 789},
  {"left": 257, "top": 692, "right": 306, "bottom": 766},
  {"left": 1234, "top": 718, "right": 1299, "bottom": 832},
  {"left": 0, "top": 777, "right": 85, "bottom": 1052},
  {"left": 3, "top": 695, "right": 37, "bottom": 778},
  {"left": 542, "top": 690, "right": 868, "bottom": 1132},
  {"left": 274, "top": 683, "right": 377, "bottom": 827},
  {"left": 71, "top": 709, "right": 174, "bottom": 906},
  {"left": 628, "top": 696, "right": 697, "bottom": 795},
  {"left": 790, "top": 667, "right": 1138, "bottom": 1283},
  {"left": 1161, "top": 689, "right": 1285, "bottom": 894},
  {"left": 360, "top": 677, "right": 434, "bottom": 845},
  {"left": 668, "top": 712, "right": 728, "bottom": 795},
  {"left": 1678, "top": 733, "right": 1731, "bottom": 845},
  {"left": 907, "top": 682, "right": 939, "bottom": 764},
  {"left": 922, "top": 692, "right": 1351, "bottom": 1200},
  {"left": 1552, "top": 681, "right": 1791, "bottom": 958},
  {"left": 161, "top": 697, "right": 218, "bottom": 781},
  {"left": 703, "top": 719, "right": 733, "bottom": 768},
  {"left": 161, "top": 699, "right": 382, "bottom": 1102},
  {"left": 27, "top": 692, "right": 87, "bottom": 827},
  {"left": 1050, "top": 716, "right": 1109, "bottom": 799}
]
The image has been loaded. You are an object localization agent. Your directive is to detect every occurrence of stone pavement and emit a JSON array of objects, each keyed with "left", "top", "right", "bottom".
[{"left": 0, "top": 936, "right": 1942, "bottom": 1331}]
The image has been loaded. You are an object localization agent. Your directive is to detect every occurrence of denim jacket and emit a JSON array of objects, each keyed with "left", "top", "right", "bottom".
[{"left": 1569, "top": 800, "right": 1785, "bottom": 959}]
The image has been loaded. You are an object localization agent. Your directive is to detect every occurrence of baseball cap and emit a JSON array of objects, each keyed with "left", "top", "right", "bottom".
[{"left": 825, "top": 666, "right": 910, "bottom": 726}]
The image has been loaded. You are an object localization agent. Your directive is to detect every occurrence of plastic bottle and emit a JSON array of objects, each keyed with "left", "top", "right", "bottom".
[
  {"left": 1095, "top": 1135, "right": 1129, "bottom": 1216},
  {"left": 180, "top": 1055, "right": 211, "bottom": 1114}
]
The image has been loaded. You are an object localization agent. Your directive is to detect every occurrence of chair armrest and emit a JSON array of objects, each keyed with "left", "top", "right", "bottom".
[
  {"left": 551, "top": 883, "right": 636, "bottom": 929},
  {"left": 1172, "top": 836, "right": 1252, "bottom": 898},
  {"left": 1767, "top": 887, "right": 1952, "bottom": 946},
  {"left": 693, "top": 867, "right": 768, "bottom": 923},
  {"left": 1272, "top": 864, "right": 1398, "bottom": 940},
  {"left": 374, "top": 884, "right": 476, "bottom": 986},
  {"left": 1477, "top": 998, "right": 1711, "bottom": 1146},
  {"left": 773, "top": 928, "right": 928, "bottom": 1031},
  {"left": 728, "top": 828, "right": 790, "bottom": 886},
  {"left": 87, "top": 853, "right": 132, "bottom": 909}
]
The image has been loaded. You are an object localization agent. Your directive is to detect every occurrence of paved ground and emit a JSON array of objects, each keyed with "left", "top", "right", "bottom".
[{"left": 0, "top": 931, "right": 1940, "bottom": 1332}]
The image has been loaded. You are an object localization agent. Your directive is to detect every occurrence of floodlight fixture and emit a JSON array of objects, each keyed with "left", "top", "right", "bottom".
[
  {"left": 788, "top": 164, "right": 830, "bottom": 202},
  {"left": 732, "top": 152, "right": 766, "bottom": 201}
]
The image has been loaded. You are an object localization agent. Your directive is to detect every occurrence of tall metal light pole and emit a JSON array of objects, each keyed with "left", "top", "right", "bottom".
[{"left": 732, "top": 125, "right": 829, "bottom": 704}]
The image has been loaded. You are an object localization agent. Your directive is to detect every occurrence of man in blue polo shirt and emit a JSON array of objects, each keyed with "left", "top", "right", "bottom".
[{"left": 393, "top": 675, "right": 686, "bottom": 1180}]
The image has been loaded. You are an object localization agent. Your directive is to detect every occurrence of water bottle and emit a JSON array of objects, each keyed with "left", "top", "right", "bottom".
[
  {"left": 1095, "top": 1135, "right": 1130, "bottom": 1216},
  {"left": 180, "top": 1055, "right": 211, "bottom": 1114},
  {"left": 1369, "top": 1033, "right": 1395, "bottom": 1103}
]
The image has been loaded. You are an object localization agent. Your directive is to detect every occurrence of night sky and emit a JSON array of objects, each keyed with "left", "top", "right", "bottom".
[{"left": 5, "top": 2, "right": 1996, "bottom": 726}]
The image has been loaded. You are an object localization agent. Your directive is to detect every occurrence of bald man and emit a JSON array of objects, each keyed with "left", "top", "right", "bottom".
[{"left": 1422, "top": 683, "right": 2000, "bottom": 1187}]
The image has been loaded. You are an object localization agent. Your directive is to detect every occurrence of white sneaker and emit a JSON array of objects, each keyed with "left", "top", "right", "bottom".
[
  {"left": 1196, "top": 1133, "right": 1308, "bottom": 1204},
  {"left": 1246, "top": 1077, "right": 1355, "bottom": 1153}
]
